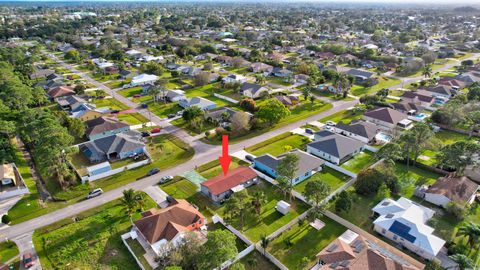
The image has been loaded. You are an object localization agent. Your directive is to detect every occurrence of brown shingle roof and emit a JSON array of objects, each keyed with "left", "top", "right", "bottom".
[
  {"left": 134, "top": 199, "right": 204, "bottom": 244},
  {"left": 364, "top": 107, "right": 407, "bottom": 125},
  {"left": 47, "top": 86, "right": 75, "bottom": 98},
  {"left": 427, "top": 176, "right": 479, "bottom": 203},
  {"left": 85, "top": 117, "right": 129, "bottom": 137},
  {"left": 201, "top": 166, "right": 257, "bottom": 196}
]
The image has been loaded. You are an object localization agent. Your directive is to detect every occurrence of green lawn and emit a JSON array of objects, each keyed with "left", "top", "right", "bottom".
[
  {"left": 245, "top": 132, "right": 310, "bottom": 156},
  {"left": 92, "top": 97, "right": 129, "bottom": 110},
  {"left": 106, "top": 80, "right": 126, "bottom": 89},
  {"left": 216, "top": 181, "right": 310, "bottom": 242},
  {"left": 33, "top": 196, "right": 156, "bottom": 270},
  {"left": 393, "top": 163, "right": 441, "bottom": 199},
  {"left": 148, "top": 102, "right": 183, "bottom": 118},
  {"left": 0, "top": 241, "right": 19, "bottom": 263},
  {"left": 116, "top": 113, "right": 149, "bottom": 125},
  {"left": 319, "top": 109, "right": 364, "bottom": 125},
  {"left": 350, "top": 77, "right": 401, "bottom": 96},
  {"left": 267, "top": 76, "right": 293, "bottom": 87},
  {"left": 196, "top": 158, "right": 250, "bottom": 180},
  {"left": 340, "top": 151, "right": 376, "bottom": 173},
  {"left": 434, "top": 130, "right": 474, "bottom": 145},
  {"left": 125, "top": 238, "right": 153, "bottom": 270},
  {"left": 294, "top": 167, "right": 351, "bottom": 194},
  {"left": 239, "top": 250, "right": 278, "bottom": 270},
  {"left": 171, "top": 117, "right": 217, "bottom": 135},
  {"left": 118, "top": 86, "right": 143, "bottom": 98},
  {"left": 268, "top": 216, "right": 346, "bottom": 270},
  {"left": 161, "top": 177, "right": 198, "bottom": 199},
  {"left": 183, "top": 83, "right": 234, "bottom": 107}
]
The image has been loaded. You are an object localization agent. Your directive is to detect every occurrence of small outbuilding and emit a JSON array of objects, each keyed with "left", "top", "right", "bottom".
[{"left": 276, "top": 200, "right": 291, "bottom": 215}]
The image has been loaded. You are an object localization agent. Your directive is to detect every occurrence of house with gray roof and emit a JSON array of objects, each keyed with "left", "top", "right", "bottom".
[
  {"left": 178, "top": 97, "right": 216, "bottom": 111},
  {"left": 363, "top": 107, "right": 411, "bottom": 130},
  {"left": 56, "top": 95, "right": 87, "bottom": 111},
  {"left": 334, "top": 121, "right": 380, "bottom": 143},
  {"left": 79, "top": 131, "right": 146, "bottom": 163},
  {"left": 85, "top": 117, "right": 131, "bottom": 141},
  {"left": 346, "top": 69, "right": 377, "bottom": 84},
  {"left": 240, "top": 82, "right": 270, "bottom": 99},
  {"left": 307, "top": 131, "right": 365, "bottom": 165},
  {"left": 253, "top": 149, "right": 325, "bottom": 185}
]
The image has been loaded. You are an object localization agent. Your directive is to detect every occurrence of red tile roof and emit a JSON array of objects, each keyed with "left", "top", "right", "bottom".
[{"left": 201, "top": 166, "right": 257, "bottom": 195}]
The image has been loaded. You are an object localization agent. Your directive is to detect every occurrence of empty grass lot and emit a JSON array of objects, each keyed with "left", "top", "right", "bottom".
[
  {"left": 148, "top": 102, "right": 183, "bottom": 118},
  {"left": 161, "top": 177, "right": 198, "bottom": 199},
  {"left": 268, "top": 216, "right": 346, "bottom": 270},
  {"left": 33, "top": 196, "right": 156, "bottom": 270},
  {"left": 294, "top": 167, "right": 351, "bottom": 194},
  {"left": 319, "top": 109, "right": 364, "bottom": 125},
  {"left": 196, "top": 158, "right": 250, "bottom": 180},
  {"left": 340, "top": 151, "right": 376, "bottom": 173},
  {"left": 117, "top": 86, "right": 142, "bottom": 98},
  {"left": 92, "top": 97, "right": 129, "bottom": 111},
  {"left": 0, "top": 241, "right": 19, "bottom": 263},
  {"left": 216, "top": 181, "right": 310, "bottom": 242},
  {"left": 350, "top": 77, "right": 401, "bottom": 96},
  {"left": 239, "top": 250, "right": 279, "bottom": 270},
  {"left": 245, "top": 132, "right": 310, "bottom": 156},
  {"left": 116, "top": 113, "right": 149, "bottom": 125}
]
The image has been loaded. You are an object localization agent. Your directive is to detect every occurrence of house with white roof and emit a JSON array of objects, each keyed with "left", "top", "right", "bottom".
[
  {"left": 125, "top": 74, "right": 159, "bottom": 88},
  {"left": 372, "top": 197, "right": 445, "bottom": 260}
]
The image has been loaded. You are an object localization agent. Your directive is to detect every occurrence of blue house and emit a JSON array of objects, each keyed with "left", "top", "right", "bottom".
[
  {"left": 253, "top": 149, "right": 325, "bottom": 185},
  {"left": 86, "top": 161, "right": 112, "bottom": 176}
]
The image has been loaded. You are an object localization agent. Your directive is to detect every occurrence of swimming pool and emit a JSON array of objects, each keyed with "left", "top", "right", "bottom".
[
  {"left": 414, "top": 113, "right": 428, "bottom": 120},
  {"left": 376, "top": 132, "right": 392, "bottom": 143}
]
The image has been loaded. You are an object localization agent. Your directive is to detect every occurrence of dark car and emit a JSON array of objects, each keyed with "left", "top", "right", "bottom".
[
  {"left": 141, "top": 103, "right": 148, "bottom": 108},
  {"left": 23, "top": 253, "right": 34, "bottom": 268},
  {"left": 146, "top": 168, "right": 160, "bottom": 176},
  {"left": 110, "top": 110, "right": 120, "bottom": 114},
  {"left": 167, "top": 114, "right": 176, "bottom": 119},
  {"left": 305, "top": 128, "right": 314, "bottom": 135},
  {"left": 141, "top": 131, "right": 150, "bottom": 137},
  {"left": 245, "top": 155, "right": 255, "bottom": 162}
]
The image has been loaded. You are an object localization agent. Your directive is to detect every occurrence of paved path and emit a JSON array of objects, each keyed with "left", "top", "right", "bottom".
[{"left": 13, "top": 232, "right": 42, "bottom": 270}]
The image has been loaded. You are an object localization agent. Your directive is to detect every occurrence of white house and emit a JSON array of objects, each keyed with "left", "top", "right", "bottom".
[
  {"left": 222, "top": 74, "right": 247, "bottom": 84},
  {"left": 334, "top": 121, "right": 379, "bottom": 143},
  {"left": 424, "top": 176, "right": 478, "bottom": 208},
  {"left": 363, "top": 107, "right": 411, "bottom": 130},
  {"left": 125, "top": 74, "right": 159, "bottom": 88},
  {"left": 178, "top": 97, "right": 216, "bottom": 111},
  {"left": 372, "top": 197, "right": 445, "bottom": 260}
]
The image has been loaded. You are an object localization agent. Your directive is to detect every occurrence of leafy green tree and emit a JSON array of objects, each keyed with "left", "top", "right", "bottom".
[
  {"left": 422, "top": 64, "right": 432, "bottom": 78},
  {"left": 467, "top": 83, "right": 480, "bottom": 101},
  {"left": 260, "top": 235, "right": 270, "bottom": 255},
  {"left": 64, "top": 49, "right": 80, "bottom": 62},
  {"left": 450, "top": 254, "right": 474, "bottom": 270},
  {"left": 303, "top": 179, "right": 330, "bottom": 220},
  {"left": 121, "top": 189, "right": 145, "bottom": 223},
  {"left": 224, "top": 190, "right": 251, "bottom": 229},
  {"left": 375, "top": 143, "right": 402, "bottom": 166},
  {"left": 457, "top": 222, "right": 480, "bottom": 249},
  {"left": 255, "top": 99, "right": 290, "bottom": 126},
  {"left": 437, "top": 141, "right": 480, "bottom": 175},
  {"left": 251, "top": 191, "right": 267, "bottom": 216},
  {"left": 335, "top": 191, "right": 352, "bottom": 213},
  {"left": 182, "top": 106, "right": 204, "bottom": 122},
  {"left": 198, "top": 230, "right": 238, "bottom": 270},
  {"left": 277, "top": 153, "right": 299, "bottom": 201}
]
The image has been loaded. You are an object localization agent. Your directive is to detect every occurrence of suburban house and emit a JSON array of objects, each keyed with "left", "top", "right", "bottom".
[
  {"left": 315, "top": 229, "right": 422, "bottom": 270},
  {"left": 307, "top": 131, "right": 365, "bottom": 165},
  {"left": 125, "top": 49, "right": 143, "bottom": 59},
  {"left": 401, "top": 91, "right": 435, "bottom": 107},
  {"left": 47, "top": 85, "right": 75, "bottom": 100},
  {"left": 178, "top": 97, "right": 216, "bottom": 111},
  {"left": 372, "top": 197, "right": 445, "bottom": 260},
  {"left": 422, "top": 176, "right": 478, "bottom": 208},
  {"left": 205, "top": 107, "right": 252, "bottom": 124},
  {"left": 240, "top": 82, "right": 270, "bottom": 99},
  {"left": 56, "top": 95, "right": 87, "bottom": 111},
  {"left": 79, "top": 130, "right": 146, "bottom": 163},
  {"left": 158, "top": 90, "right": 186, "bottom": 102},
  {"left": 70, "top": 103, "right": 109, "bottom": 121},
  {"left": 363, "top": 107, "right": 412, "bottom": 130},
  {"left": 29, "top": 68, "right": 54, "bottom": 80},
  {"left": 222, "top": 74, "right": 247, "bottom": 84},
  {"left": 392, "top": 100, "right": 424, "bottom": 115},
  {"left": 0, "top": 163, "right": 29, "bottom": 201},
  {"left": 200, "top": 166, "right": 258, "bottom": 203},
  {"left": 334, "top": 121, "right": 380, "bottom": 143},
  {"left": 85, "top": 117, "right": 131, "bottom": 141},
  {"left": 346, "top": 69, "right": 377, "bottom": 85},
  {"left": 131, "top": 199, "right": 206, "bottom": 256},
  {"left": 419, "top": 85, "right": 456, "bottom": 100},
  {"left": 272, "top": 67, "right": 293, "bottom": 78},
  {"left": 250, "top": 62, "right": 273, "bottom": 74},
  {"left": 253, "top": 149, "right": 325, "bottom": 185},
  {"left": 126, "top": 74, "right": 159, "bottom": 87},
  {"left": 275, "top": 95, "right": 299, "bottom": 107}
]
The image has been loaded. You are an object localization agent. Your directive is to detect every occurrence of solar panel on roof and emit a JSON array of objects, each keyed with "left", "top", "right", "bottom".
[
  {"left": 381, "top": 201, "right": 390, "bottom": 206},
  {"left": 326, "top": 244, "right": 338, "bottom": 252},
  {"left": 389, "top": 221, "right": 416, "bottom": 243},
  {"left": 340, "top": 261, "right": 350, "bottom": 267},
  {"left": 354, "top": 243, "right": 364, "bottom": 253},
  {"left": 330, "top": 262, "right": 338, "bottom": 269},
  {"left": 386, "top": 213, "right": 394, "bottom": 218}
]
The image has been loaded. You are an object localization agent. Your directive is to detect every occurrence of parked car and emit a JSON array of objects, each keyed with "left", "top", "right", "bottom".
[
  {"left": 325, "top": 121, "right": 336, "bottom": 126},
  {"left": 147, "top": 168, "right": 160, "bottom": 176},
  {"left": 167, "top": 114, "right": 176, "bottom": 118},
  {"left": 133, "top": 94, "right": 141, "bottom": 98},
  {"left": 110, "top": 110, "right": 120, "bottom": 114},
  {"left": 141, "top": 103, "right": 148, "bottom": 108},
  {"left": 305, "top": 128, "right": 314, "bottom": 135},
  {"left": 151, "top": 128, "right": 161, "bottom": 133},
  {"left": 159, "top": 175, "right": 173, "bottom": 184},
  {"left": 86, "top": 188, "right": 103, "bottom": 199},
  {"left": 23, "top": 253, "right": 34, "bottom": 268},
  {"left": 141, "top": 131, "right": 150, "bottom": 137},
  {"left": 176, "top": 111, "right": 184, "bottom": 116},
  {"left": 324, "top": 125, "right": 334, "bottom": 132},
  {"left": 245, "top": 155, "right": 255, "bottom": 162}
]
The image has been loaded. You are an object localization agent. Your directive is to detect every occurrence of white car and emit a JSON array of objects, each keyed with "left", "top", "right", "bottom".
[
  {"left": 324, "top": 126, "right": 334, "bottom": 132},
  {"left": 86, "top": 188, "right": 103, "bottom": 199},
  {"left": 325, "top": 121, "right": 337, "bottom": 126}
]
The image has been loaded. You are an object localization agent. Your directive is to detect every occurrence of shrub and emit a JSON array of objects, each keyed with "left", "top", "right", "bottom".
[{"left": 1, "top": 214, "right": 11, "bottom": 224}]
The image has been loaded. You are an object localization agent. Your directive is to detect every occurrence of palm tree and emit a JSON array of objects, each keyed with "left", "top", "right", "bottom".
[
  {"left": 260, "top": 234, "right": 270, "bottom": 255},
  {"left": 121, "top": 189, "right": 144, "bottom": 223},
  {"left": 251, "top": 191, "right": 267, "bottom": 216},
  {"left": 375, "top": 143, "right": 403, "bottom": 166},
  {"left": 148, "top": 86, "right": 161, "bottom": 103},
  {"left": 255, "top": 74, "right": 266, "bottom": 85},
  {"left": 457, "top": 222, "right": 480, "bottom": 249},
  {"left": 450, "top": 254, "right": 474, "bottom": 270},
  {"left": 333, "top": 73, "right": 351, "bottom": 98},
  {"left": 422, "top": 64, "right": 433, "bottom": 78}
]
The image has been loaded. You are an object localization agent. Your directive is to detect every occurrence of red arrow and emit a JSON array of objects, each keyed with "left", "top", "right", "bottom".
[{"left": 219, "top": 134, "right": 232, "bottom": 176}]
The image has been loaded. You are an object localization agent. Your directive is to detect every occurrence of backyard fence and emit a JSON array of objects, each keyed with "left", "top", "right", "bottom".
[
  {"left": 324, "top": 162, "right": 357, "bottom": 178},
  {"left": 363, "top": 145, "right": 379, "bottom": 153},
  {"left": 213, "top": 93, "right": 239, "bottom": 104},
  {"left": 256, "top": 244, "right": 289, "bottom": 270},
  {"left": 121, "top": 233, "right": 146, "bottom": 270},
  {"left": 81, "top": 159, "right": 150, "bottom": 183},
  {"left": 267, "top": 210, "right": 309, "bottom": 241}
]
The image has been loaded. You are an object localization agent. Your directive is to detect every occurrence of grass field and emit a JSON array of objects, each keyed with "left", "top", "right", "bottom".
[
  {"left": 92, "top": 97, "right": 129, "bottom": 110},
  {"left": 116, "top": 113, "right": 149, "bottom": 125},
  {"left": 118, "top": 86, "right": 143, "bottom": 98},
  {"left": 239, "top": 250, "right": 278, "bottom": 270},
  {"left": 340, "top": 151, "right": 376, "bottom": 173},
  {"left": 268, "top": 216, "right": 346, "bottom": 269},
  {"left": 319, "top": 109, "right": 364, "bottom": 125},
  {"left": 245, "top": 132, "right": 310, "bottom": 156},
  {"left": 148, "top": 102, "right": 183, "bottom": 118},
  {"left": 196, "top": 157, "right": 250, "bottom": 179},
  {"left": 0, "top": 241, "right": 19, "bottom": 264},
  {"left": 33, "top": 196, "right": 156, "bottom": 270},
  {"left": 350, "top": 77, "right": 401, "bottom": 96},
  {"left": 294, "top": 167, "right": 351, "bottom": 194}
]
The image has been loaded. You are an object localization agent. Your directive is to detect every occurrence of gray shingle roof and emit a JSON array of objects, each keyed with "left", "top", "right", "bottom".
[
  {"left": 336, "top": 121, "right": 379, "bottom": 140},
  {"left": 255, "top": 149, "right": 325, "bottom": 179},
  {"left": 308, "top": 131, "right": 365, "bottom": 159},
  {"left": 364, "top": 107, "right": 408, "bottom": 125},
  {"left": 80, "top": 131, "right": 144, "bottom": 161}
]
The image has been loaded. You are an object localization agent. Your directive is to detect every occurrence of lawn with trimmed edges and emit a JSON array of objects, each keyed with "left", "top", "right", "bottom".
[
  {"left": 92, "top": 97, "right": 129, "bottom": 111},
  {"left": 239, "top": 250, "right": 279, "bottom": 270},
  {"left": 340, "top": 151, "right": 376, "bottom": 173},
  {"left": 33, "top": 196, "right": 156, "bottom": 270},
  {"left": 115, "top": 113, "right": 149, "bottom": 125},
  {"left": 117, "top": 86, "right": 143, "bottom": 98},
  {"left": 319, "top": 109, "right": 364, "bottom": 125},
  {"left": 294, "top": 167, "right": 351, "bottom": 194},
  {"left": 183, "top": 83, "right": 233, "bottom": 107},
  {"left": 245, "top": 132, "right": 310, "bottom": 157},
  {"left": 393, "top": 163, "right": 441, "bottom": 199},
  {"left": 148, "top": 102, "right": 183, "bottom": 118},
  {"left": 268, "top": 216, "right": 346, "bottom": 270},
  {"left": 0, "top": 241, "right": 19, "bottom": 263},
  {"left": 196, "top": 157, "right": 250, "bottom": 180},
  {"left": 160, "top": 177, "right": 198, "bottom": 199},
  {"left": 350, "top": 77, "right": 401, "bottom": 96},
  {"left": 216, "top": 181, "right": 310, "bottom": 242}
]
